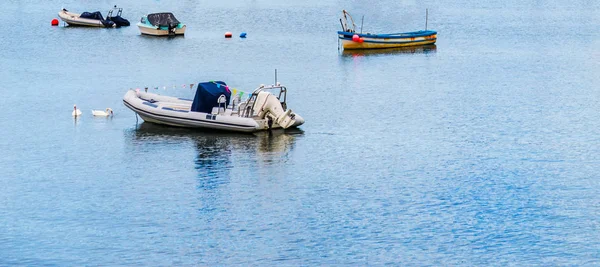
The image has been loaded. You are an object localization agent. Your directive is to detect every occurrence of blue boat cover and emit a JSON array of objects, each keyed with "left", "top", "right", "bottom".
[
  {"left": 80, "top": 11, "right": 104, "bottom": 21},
  {"left": 191, "top": 81, "right": 231, "bottom": 113}
]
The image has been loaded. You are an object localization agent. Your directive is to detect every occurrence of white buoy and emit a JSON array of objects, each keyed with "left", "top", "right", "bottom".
[{"left": 72, "top": 104, "right": 82, "bottom": 117}]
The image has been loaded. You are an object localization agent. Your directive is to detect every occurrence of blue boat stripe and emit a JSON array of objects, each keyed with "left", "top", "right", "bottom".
[
  {"left": 339, "top": 38, "right": 436, "bottom": 44},
  {"left": 337, "top": 30, "right": 437, "bottom": 39},
  {"left": 142, "top": 101, "right": 158, "bottom": 108},
  {"left": 162, "top": 107, "right": 189, "bottom": 113}
]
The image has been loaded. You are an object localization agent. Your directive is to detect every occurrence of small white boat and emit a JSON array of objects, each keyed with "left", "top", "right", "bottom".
[
  {"left": 123, "top": 81, "right": 304, "bottom": 133},
  {"left": 59, "top": 9, "right": 111, "bottom": 27},
  {"left": 137, "top": 12, "right": 186, "bottom": 36},
  {"left": 58, "top": 7, "right": 130, "bottom": 28},
  {"left": 92, "top": 108, "right": 113, "bottom": 117}
]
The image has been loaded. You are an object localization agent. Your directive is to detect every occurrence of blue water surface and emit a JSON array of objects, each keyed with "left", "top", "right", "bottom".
[{"left": 0, "top": 0, "right": 599, "bottom": 265}]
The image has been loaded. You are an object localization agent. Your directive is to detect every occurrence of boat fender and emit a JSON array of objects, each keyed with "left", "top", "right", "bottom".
[{"left": 352, "top": 34, "right": 360, "bottom": 42}]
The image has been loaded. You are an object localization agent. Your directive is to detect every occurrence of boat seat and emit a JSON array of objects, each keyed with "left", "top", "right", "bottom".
[{"left": 211, "top": 95, "right": 227, "bottom": 115}]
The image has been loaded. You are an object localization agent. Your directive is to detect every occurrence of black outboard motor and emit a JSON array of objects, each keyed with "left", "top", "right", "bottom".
[
  {"left": 109, "top": 16, "right": 130, "bottom": 27},
  {"left": 167, "top": 23, "right": 177, "bottom": 35}
]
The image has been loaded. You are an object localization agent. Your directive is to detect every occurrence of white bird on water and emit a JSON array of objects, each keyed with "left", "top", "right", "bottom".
[
  {"left": 92, "top": 108, "right": 114, "bottom": 117},
  {"left": 72, "top": 104, "right": 82, "bottom": 117}
]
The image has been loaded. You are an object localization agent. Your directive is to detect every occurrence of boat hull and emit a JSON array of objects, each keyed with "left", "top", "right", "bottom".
[
  {"left": 338, "top": 30, "right": 437, "bottom": 49},
  {"left": 123, "top": 90, "right": 274, "bottom": 133},
  {"left": 137, "top": 23, "right": 186, "bottom": 36},
  {"left": 58, "top": 10, "right": 110, "bottom": 27}
]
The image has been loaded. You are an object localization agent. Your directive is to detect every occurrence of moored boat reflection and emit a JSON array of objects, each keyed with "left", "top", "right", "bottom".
[
  {"left": 127, "top": 122, "right": 303, "bottom": 172},
  {"left": 125, "top": 123, "right": 303, "bottom": 197},
  {"left": 341, "top": 44, "right": 437, "bottom": 57}
]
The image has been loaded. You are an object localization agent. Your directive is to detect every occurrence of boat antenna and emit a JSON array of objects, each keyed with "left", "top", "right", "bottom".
[
  {"left": 360, "top": 15, "right": 364, "bottom": 34},
  {"left": 425, "top": 8, "right": 428, "bottom": 30}
]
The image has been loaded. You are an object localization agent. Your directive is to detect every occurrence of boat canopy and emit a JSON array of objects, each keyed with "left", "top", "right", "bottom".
[
  {"left": 147, "top": 12, "right": 180, "bottom": 27},
  {"left": 80, "top": 11, "right": 104, "bottom": 21},
  {"left": 191, "top": 81, "right": 231, "bottom": 113},
  {"left": 79, "top": 11, "right": 116, "bottom": 27}
]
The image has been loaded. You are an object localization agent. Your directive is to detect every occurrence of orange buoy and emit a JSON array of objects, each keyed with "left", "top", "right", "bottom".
[
  {"left": 225, "top": 32, "right": 232, "bottom": 38},
  {"left": 51, "top": 18, "right": 59, "bottom": 26}
]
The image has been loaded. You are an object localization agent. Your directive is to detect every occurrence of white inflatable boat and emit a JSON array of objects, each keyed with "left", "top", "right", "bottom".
[
  {"left": 123, "top": 81, "right": 304, "bottom": 133},
  {"left": 59, "top": 9, "right": 110, "bottom": 27},
  {"left": 58, "top": 7, "right": 130, "bottom": 27}
]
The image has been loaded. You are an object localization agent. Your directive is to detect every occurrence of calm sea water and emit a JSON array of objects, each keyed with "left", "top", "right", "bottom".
[{"left": 1, "top": 0, "right": 599, "bottom": 265}]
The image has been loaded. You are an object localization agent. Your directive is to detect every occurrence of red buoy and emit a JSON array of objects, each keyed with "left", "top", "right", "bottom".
[
  {"left": 352, "top": 34, "right": 360, "bottom": 42},
  {"left": 225, "top": 32, "right": 232, "bottom": 38},
  {"left": 51, "top": 18, "right": 59, "bottom": 26}
]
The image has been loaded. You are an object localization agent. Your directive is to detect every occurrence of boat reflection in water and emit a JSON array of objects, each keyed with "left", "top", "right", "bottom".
[
  {"left": 129, "top": 122, "right": 303, "bottom": 182},
  {"left": 126, "top": 122, "right": 303, "bottom": 218},
  {"left": 341, "top": 44, "right": 436, "bottom": 57}
]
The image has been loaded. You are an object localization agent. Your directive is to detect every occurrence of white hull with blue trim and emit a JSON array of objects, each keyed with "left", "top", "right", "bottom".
[
  {"left": 338, "top": 30, "right": 437, "bottom": 49},
  {"left": 123, "top": 82, "right": 304, "bottom": 133}
]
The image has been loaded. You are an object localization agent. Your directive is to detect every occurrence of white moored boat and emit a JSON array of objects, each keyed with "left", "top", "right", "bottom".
[
  {"left": 137, "top": 12, "right": 186, "bottom": 36},
  {"left": 59, "top": 9, "right": 111, "bottom": 27},
  {"left": 58, "top": 7, "right": 130, "bottom": 28},
  {"left": 123, "top": 81, "right": 304, "bottom": 133}
]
